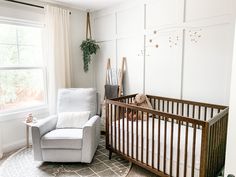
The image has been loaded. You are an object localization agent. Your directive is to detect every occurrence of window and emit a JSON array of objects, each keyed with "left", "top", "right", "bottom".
[{"left": 0, "top": 23, "right": 46, "bottom": 113}]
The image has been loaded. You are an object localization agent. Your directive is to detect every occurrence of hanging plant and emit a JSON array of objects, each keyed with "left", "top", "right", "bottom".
[
  {"left": 80, "top": 39, "right": 99, "bottom": 72},
  {"left": 80, "top": 12, "right": 100, "bottom": 72}
]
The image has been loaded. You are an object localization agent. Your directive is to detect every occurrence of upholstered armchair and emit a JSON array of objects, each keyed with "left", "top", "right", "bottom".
[{"left": 31, "top": 88, "right": 100, "bottom": 163}]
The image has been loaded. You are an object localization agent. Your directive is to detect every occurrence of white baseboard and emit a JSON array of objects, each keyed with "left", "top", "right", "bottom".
[{"left": 2, "top": 139, "right": 27, "bottom": 154}]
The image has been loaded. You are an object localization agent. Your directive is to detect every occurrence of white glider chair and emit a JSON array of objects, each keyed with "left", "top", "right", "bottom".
[{"left": 31, "top": 88, "right": 100, "bottom": 163}]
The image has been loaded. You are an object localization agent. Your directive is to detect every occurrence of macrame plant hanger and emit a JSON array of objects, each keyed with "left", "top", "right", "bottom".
[{"left": 86, "top": 12, "right": 92, "bottom": 39}]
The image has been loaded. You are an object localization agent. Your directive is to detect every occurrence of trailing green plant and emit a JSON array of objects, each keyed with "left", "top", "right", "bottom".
[{"left": 80, "top": 39, "right": 99, "bottom": 72}]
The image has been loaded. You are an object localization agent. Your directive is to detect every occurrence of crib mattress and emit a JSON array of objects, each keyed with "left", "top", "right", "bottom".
[{"left": 110, "top": 118, "right": 202, "bottom": 177}]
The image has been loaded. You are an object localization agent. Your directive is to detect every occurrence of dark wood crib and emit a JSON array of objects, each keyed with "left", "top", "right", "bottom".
[{"left": 105, "top": 94, "right": 228, "bottom": 177}]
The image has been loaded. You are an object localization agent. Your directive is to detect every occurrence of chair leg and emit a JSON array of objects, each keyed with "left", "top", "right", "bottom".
[{"left": 109, "top": 150, "right": 112, "bottom": 160}]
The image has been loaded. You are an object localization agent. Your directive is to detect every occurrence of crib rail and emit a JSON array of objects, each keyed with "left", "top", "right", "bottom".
[
  {"left": 147, "top": 95, "right": 226, "bottom": 121},
  {"left": 106, "top": 94, "right": 228, "bottom": 177}
]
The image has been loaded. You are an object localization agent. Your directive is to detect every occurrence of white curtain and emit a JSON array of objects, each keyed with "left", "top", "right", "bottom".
[{"left": 44, "top": 5, "right": 71, "bottom": 114}]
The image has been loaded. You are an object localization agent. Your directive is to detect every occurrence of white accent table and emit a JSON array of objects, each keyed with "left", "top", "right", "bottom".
[{"left": 22, "top": 121, "right": 37, "bottom": 148}]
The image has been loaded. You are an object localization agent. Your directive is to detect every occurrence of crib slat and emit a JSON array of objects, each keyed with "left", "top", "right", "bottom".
[
  {"left": 167, "top": 101, "right": 169, "bottom": 113},
  {"left": 158, "top": 99, "right": 160, "bottom": 111},
  {"left": 118, "top": 106, "right": 121, "bottom": 152},
  {"left": 170, "top": 119, "right": 174, "bottom": 176},
  {"left": 208, "top": 125, "right": 213, "bottom": 177},
  {"left": 213, "top": 124, "right": 217, "bottom": 175},
  {"left": 127, "top": 108, "right": 129, "bottom": 156},
  {"left": 136, "top": 110, "right": 139, "bottom": 160},
  {"left": 216, "top": 120, "right": 221, "bottom": 170},
  {"left": 141, "top": 111, "right": 144, "bottom": 163},
  {"left": 131, "top": 110, "right": 134, "bottom": 158},
  {"left": 187, "top": 104, "right": 190, "bottom": 117},
  {"left": 171, "top": 101, "right": 174, "bottom": 114},
  {"left": 219, "top": 118, "right": 224, "bottom": 169},
  {"left": 176, "top": 120, "right": 181, "bottom": 177},
  {"left": 192, "top": 105, "right": 195, "bottom": 119},
  {"left": 211, "top": 125, "right": 216, "bottom": 176},
  {"left": 164, "top": 116, "right": 167, "bottom": 173},
  {"left": 122, "top": 107, "right": 125, "bottom": 154},
  {"left": 204, "top": 106, "right": 207, "bottom": 121},
  {"left": 215, "top": 122, "right": 219, "bottom": 172},
  {"left": 177, "top": 102, "right": 179, "bottom": 115},
  {"left": 184, "top": 122, "right": 189, "bottom": 177},
  {"left": 211, "top": 107, "right": 214, "bottom": 118},
  {"left": 146, "top": 112, "right": 149, "bottom": 165},
  {"left": 153, "top": 99, "right": 157, "bottom": 109},
  {"left": 198, "top": 106, "right": 201, "bottom": 120},
  {"left": 198, "top": 106, "right": 201, "bottom": 129},
  {"left": 115, "top": 105, "right": 117, "bottom": 150},
  {"left": 157, "top": 115, "right": 161, "bottom": 170},
  {"left": 106, "top": 103, "right": 109, "bottom": 148},
  {"left": 191, "top": 124, "right": 197, "bottom": 177},
  {"left": 111, "top": 105, "right": 113, "bottom": 149},
  {"left": 162, "top": 100, "right": 165, "bottom": 112},
  {"left": 218, "top": 119, "right": 222, "bottom": 168},
  {"left": 152, "top": 114, "right": 155, "bottom": 168}
]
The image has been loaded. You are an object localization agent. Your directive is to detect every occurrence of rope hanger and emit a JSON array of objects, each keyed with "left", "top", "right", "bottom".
[{"left": 86, "top": 12, "right": 92, "bottom": 39}]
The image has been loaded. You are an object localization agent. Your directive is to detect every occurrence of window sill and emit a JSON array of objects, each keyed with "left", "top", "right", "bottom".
[{"left": 0, "top": 105, "right": 49, "bottom": 122}]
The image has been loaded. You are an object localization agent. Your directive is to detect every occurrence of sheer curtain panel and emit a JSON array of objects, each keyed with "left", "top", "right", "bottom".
[{"left": 44, "top": 5, "right": 71, "bottom": 114}]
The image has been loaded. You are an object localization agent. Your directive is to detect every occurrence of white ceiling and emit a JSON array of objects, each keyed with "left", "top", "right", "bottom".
[{"left": 47, "top": 0, "right": 127, "bottom": 11}]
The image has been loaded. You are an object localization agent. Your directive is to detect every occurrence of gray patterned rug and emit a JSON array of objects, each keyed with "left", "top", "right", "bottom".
[{"left": 0, "top": 136, "right": 131, "bottom": 177}]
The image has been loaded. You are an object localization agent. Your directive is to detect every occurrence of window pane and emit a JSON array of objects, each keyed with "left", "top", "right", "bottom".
[
  {"left": 19, "top": 46, "right": 43, "bottom": 66},
  {"left": 0, "top": 44, "right": 18, "bottom": 66},
  {"left": 18, "top": 26, "right": 42, "bottom": 46},
  {"left": 0, "top": 69, "right": 45, "bottom": 112},
  {"left": 0, "top": 24, "right": 17, "bottom": 44}
]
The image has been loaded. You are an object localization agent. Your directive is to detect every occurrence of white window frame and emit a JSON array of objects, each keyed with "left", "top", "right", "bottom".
[{"left": 0, "top": 20, "right": 48, "bottom": 115}]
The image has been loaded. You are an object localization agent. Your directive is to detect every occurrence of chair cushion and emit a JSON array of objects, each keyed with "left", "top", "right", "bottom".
[
  {"left": 41, "top": 129, "right": 83, "bottom": 149},
  {"left": 56, "top": 111, "right": 90, "bottom": 129},
  {"left": 57, "top": 88, "right": 97, "bottom": 116}
]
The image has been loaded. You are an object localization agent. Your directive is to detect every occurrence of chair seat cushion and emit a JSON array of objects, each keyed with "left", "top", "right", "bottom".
[{"left": 41, "top": 129, "right": 83, "bottom": 149}]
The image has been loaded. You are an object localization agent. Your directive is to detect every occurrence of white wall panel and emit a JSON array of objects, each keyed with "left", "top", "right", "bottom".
[
  {"left": 117, "top": 5, "right": 144, "bottom": 36},
  {"left": 94, "top": 14, "right": 115, "bottom": 41},
  {"left": 185, "top": 0, "right": 233, "bottom": 22},
  {"left": 146, "top": 0, "right": 181, "bottom": 29},
  {"left": 145, "top": 30, "right": 183, "bottom": 98},
  {"left": 95, "top": 41, "right": 116, "bottom": 102},
  {"left": 92, "top": 0, "right": 234, "bottom": 106},
  {"left": 183, "top": 24, "right": 234, "bottom": 105},
  {"left": 117, "top": 36, "right": 144, "bottom": 95}
]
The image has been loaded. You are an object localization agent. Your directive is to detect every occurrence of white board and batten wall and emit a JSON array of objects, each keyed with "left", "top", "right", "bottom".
[{"left": 92, "top": 0, "right": 235, "bottom": 106}]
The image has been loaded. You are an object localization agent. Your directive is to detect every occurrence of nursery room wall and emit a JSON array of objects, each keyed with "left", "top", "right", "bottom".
[
  {"left": 92, "top": 0, "right": 235, "bottom": 106},
  {"left": 0, "top": 0, "right": 90, "bottom": 156}
]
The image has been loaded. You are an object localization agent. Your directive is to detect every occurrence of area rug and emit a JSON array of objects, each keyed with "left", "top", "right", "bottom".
[{"left": 0, "top": 136, "right": 131, "bottom": 177}]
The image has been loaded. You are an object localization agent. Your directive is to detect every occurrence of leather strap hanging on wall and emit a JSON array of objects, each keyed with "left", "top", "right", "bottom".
[{"left": 86, "top": 12, "right": 92, "bottom": 39}]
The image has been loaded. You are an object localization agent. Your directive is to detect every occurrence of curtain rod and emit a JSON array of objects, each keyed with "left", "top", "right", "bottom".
[{"left": 4, "top": 0, "right": 72, "bottom": 14}]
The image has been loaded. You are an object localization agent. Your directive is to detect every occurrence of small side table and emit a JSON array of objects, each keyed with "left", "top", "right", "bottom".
[{"left": 22, "top": 121, "right": 37, "bottom": 148}]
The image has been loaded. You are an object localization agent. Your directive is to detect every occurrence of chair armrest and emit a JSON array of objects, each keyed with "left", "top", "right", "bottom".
[
  {"left": 32, "top": 115, "right": 58, "bottom": 137},
  {"left": 82, "top": 115, "right": 101, "bottom": 163},
  {"left": 31, "top": 115, "right": 57, "bottom": 161}
]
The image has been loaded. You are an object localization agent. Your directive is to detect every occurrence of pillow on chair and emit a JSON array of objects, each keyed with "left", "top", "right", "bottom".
[{"left": 56, "top": 111, "right": 90, "bottom": 129}]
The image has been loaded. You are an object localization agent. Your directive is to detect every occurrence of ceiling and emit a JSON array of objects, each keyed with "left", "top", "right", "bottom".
[{"left": 46, "top": 0, "right": 127, "bottom": 11}]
